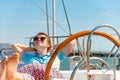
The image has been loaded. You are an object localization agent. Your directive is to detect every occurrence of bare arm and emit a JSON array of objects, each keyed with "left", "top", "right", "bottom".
[
  {"left": 50, "top": 39, "right": 76, "bottom": 56},
  {"left": 62, "top": 39, "right": 76, "bottom": 56},
  {"left": 11, "top": 43, "right": 36, "bottom": 57}
]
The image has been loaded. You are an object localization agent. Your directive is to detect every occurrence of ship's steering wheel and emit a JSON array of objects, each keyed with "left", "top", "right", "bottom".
[{"left": 44, "top": 30, "right": 120, "bottom": 80}]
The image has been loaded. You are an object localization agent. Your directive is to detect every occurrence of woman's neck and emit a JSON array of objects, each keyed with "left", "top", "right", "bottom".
[{"left": 36, "top": 48, "right": 48, "bottom": 55}]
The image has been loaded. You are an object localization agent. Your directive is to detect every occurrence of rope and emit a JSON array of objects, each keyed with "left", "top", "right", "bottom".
[
  {"left": 61, "top": 0, "right": 72, "bottom": 35},
  {"left": 31, "top": 0, "right": 70, "bottom": 35}
]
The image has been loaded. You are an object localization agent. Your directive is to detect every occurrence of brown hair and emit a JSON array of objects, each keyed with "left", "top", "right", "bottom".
[{"left": 33, "top": 32, "right": 51, "bottom": 51}]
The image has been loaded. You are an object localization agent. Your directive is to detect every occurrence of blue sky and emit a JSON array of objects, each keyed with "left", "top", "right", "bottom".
[{"left": 0, "top": 0, "right": 120, "bottom": 51}]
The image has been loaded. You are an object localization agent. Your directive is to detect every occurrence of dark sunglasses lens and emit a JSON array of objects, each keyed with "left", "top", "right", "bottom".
[
  {"left": 34, "top": 37, "right": 38, "bottom": 41},
  {"left": 40, "top": 37, "right": 45, "bottom": 41}
]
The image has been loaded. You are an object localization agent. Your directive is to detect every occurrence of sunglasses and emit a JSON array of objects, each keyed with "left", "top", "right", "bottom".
[{"left": 33, "top": 37, "right": 46, "bottom": 41}]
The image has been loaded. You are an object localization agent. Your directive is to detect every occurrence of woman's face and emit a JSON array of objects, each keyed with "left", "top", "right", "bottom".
[{"left": 33, "top": 34, "right": 50, "bottom": 49}]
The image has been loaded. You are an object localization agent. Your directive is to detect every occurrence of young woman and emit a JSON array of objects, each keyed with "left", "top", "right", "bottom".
[
  {"left": 11, "top": 32, "right": 76, "bottom": 80},
  {"left": 12, "top": 32, "right": 76, "bottom": 70}
]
